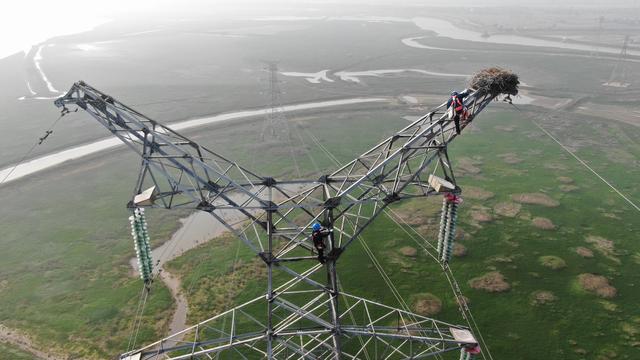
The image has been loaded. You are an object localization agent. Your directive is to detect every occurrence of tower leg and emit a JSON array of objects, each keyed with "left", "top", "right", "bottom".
[
  {"left": 266, "top": 188, "right": 275, "bottom": 359},
  {"left": 325, "top": 209, "right": 342, "bottom": 359}
]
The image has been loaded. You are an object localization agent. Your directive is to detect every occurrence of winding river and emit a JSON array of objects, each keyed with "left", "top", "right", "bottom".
[
  {"left": 408, "top": 17, "right": 640, "bottom": 57},
  {"left": 255, "top": 15, "right": 640, "bottom": 57},
  {"left": 0, "top": 97, "right": 386, "bottom": 185}
]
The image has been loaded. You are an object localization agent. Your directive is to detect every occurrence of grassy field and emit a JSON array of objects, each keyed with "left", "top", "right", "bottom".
[
  {"left": 0, "top": 152, "right": 182, "bottom": 358},
  {"left": 165, "top": 107, "right": 640, "bottom": 360},
  {"left": 0, "top": 105, "right": 403, "bottom": 358},
  {"left": 1, "top": 100, "right": 639, "bottom": 358},
  {"left": 0, "top": 342, "right": 36, "bottom": 360},
  {"left": 2, "top": 98, "right": 639, "bottom": 359}
]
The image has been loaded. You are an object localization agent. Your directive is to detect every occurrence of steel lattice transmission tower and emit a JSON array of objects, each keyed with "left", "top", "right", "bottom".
[
  {"left": 260, "top": 61, "right": 291, "bottom": 141},
  {"left": 54, "top": 74, "right": 506, "bottom": 359},
  {"left": 603, "top": 35, "right": 631, "bottom": 88}
]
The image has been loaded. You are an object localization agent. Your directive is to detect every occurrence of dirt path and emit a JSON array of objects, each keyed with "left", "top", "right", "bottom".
[
  {"left": 130, "top": 211, "right": 233, "bottom": 338},
  {"left": 0, "top": 324, "right": 64, "bottom": 360},
  {"left": 160, "top": 270, "right": 189, "bottom": 337}
]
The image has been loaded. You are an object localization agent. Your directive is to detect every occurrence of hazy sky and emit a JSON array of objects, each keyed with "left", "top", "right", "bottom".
[{"left": 1, "top": 0, "right": 638, "bottom": 60}]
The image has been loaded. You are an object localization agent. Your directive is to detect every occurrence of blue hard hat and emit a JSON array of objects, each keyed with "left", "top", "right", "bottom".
[
  {"left": 451, "top": 91, "right": 458, "bottom": 96},
  {"left": 312, "top": 223, "right": 322, "bottom": 231}
]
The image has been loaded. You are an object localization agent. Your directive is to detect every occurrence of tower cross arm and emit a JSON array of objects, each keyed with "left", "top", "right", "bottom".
[
  {"left": 325, "top": 90, "right": 495, "bottom": 205},
  {"left": 310, "top": 90, "right": 503, "bottom": 255},
  {"left": 54, "top": 81, "right": 268, "bottom": 212}
]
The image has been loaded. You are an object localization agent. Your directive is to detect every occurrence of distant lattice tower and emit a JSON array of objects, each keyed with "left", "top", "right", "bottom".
[
  {"left": 593, "top": 15, "right": 605, "bottom": 55},
  {"left": 603, "top": 35, "right": 631, "bottom": 88},
  {"left": 260, "top": 61, "right": 292, "bottom": 141}
]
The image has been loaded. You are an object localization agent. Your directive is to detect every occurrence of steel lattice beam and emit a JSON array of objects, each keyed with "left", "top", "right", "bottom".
[{"left": 122, "top": 292, "right": 476, "bottom": 360}]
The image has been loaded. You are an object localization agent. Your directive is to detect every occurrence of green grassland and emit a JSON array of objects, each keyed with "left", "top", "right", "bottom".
[
  {"left": 165, "top": 107, "right": 640, "bottom": 360},
  {"left": 1, "top": 97, "right": 639, "bottom": 358},
  {"left": 0, "top": 152, "right": 183, "bottom": 358},
  {"left": 1, "top": 99, "right": 639, "bottom": 358},
  {"left": 0, "top": 342, "right": 36, "bottom": 360},
  {"left": 0, "top": 105, "right": 405, "bottom": 358}
]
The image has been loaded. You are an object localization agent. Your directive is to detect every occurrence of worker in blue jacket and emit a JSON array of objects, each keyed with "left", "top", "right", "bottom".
[{"left": 311, "top": 223, "right": 330, "bottom": 263}]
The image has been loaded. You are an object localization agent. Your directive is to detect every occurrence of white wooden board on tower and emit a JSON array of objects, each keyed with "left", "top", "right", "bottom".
[
  {"left": 428, "top": 174, "right": 455, "bottom": 193},
  {"left": 121, "top": 353, "right": 141, "bottom": 360},
  {"left": 134, "top": 186, "right": 157, "bottom": 206},
  {"left": 450, "top": 327, "right": 478, "bottom": 344}
]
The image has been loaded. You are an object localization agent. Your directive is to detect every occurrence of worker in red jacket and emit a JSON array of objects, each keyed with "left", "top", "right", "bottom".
[{"left": 446, "top": 90, "right": 470, "bottom": 134}]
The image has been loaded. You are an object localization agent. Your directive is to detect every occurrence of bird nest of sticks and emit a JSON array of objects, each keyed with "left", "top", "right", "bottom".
[{"left": 469, "top": 68, "right": 519, "bottom": 96}]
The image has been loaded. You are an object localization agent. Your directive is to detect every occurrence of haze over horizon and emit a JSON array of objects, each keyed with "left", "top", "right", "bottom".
[{"left": 2, "top": 0, "right": 638, "bottom": 60}]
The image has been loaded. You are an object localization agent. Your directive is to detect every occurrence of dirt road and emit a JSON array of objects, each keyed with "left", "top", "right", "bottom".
[{"left": 0, "top": 324, "right": 64, "bottom": 360}]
